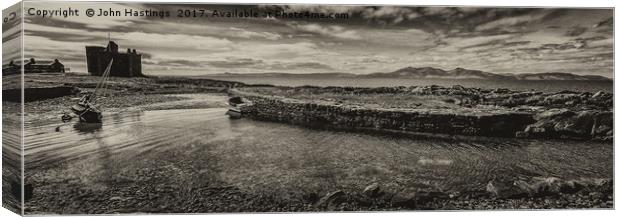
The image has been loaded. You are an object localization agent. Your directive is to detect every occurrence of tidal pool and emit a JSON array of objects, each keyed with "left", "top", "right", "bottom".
[{"left": 24, "top": 107, "right": 613, "bottom": 196}]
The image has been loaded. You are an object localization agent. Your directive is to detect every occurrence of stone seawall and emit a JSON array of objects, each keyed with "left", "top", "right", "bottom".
[{"left": 231, "top": 90, "right": 535, "bottom": 138}]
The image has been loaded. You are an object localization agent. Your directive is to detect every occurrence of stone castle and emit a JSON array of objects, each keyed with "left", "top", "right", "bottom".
[{"left": 85, "top": 41, "right": 143, "bottom": 77}]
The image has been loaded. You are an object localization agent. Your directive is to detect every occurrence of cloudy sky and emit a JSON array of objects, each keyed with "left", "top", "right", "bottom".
[{"left": 7, "top": 2, "right": 614, "bottom": 77}]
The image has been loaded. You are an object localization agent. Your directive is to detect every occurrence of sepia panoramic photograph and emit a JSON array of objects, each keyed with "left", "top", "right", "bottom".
[{"left": 1, "top": 1, "right": 614, "bottom": 214}]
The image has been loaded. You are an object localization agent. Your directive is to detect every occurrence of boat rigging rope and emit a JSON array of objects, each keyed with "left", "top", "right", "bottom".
[
  {"left": 91, "top": 59, "right": 114, "bottom": 104},
  {"left": 63, "top": 59, "right": 114, "bottom": 121}
]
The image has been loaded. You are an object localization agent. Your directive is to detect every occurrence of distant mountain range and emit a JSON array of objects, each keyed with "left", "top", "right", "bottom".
[
  {"left": 210, "top": 67, "right": 612, "bottom": 81},
  {"left": 364, "top": 67, "right": 612, "bottom": 81}
]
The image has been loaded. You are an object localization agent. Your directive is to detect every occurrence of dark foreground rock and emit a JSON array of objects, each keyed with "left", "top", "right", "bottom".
[
  {"left": 25, "top": 179, "right": 613, "bottom": 214},
  {"left": 315, "top": 190, "right": 346, "bottom": 209},
  {"left": 486, "top": 177, "right": 613, "bottom": 199}
]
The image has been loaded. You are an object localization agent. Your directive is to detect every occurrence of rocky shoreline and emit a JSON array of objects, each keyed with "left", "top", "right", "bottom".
[
  {"left": 26, "top": 174, "right": 613, "bottom": 213},
  {"left": 3, "top": 74, "right": 613, "bottom": 213},
  {"left": 231, "top": 85, "right": 612, "bottom": 141}
]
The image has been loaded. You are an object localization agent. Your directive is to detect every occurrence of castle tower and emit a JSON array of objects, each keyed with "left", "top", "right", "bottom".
[{"left": 85, "top": 41, "right": 143, "bottom": 77}]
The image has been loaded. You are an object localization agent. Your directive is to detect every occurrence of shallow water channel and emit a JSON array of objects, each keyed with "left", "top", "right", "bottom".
[{"left": 23, "top": 99, "right": 613, "bottom": 195}]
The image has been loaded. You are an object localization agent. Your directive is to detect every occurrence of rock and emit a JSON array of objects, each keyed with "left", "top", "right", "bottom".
[
  {"left": 512, "top": 180, "right": 536, "bottom": 196},
  {"left": 535, "top": 108, "right": 574, "bottom": 120},
  {"left": 302, "top": 192, "right": 319, "bottom": 202},
  {"left": 559, "top": 180, "right": 584, "bottom": 194},
  {"left": 590, "top": 178, "right": 613, "bottom": 193},
  {"left": 452, "top": 85, "right": 466, "bottom": 91},
  {"left": 524, "top": 125, "right": 546, "bottom": 134},
  {"left": 362, "top": 183, "right": 382, "bottom": 198},
  {"left": 592, "top": 91, "right": 605, "bottom": 99},
  {"left": 109, "top": 196, "right": 124, "bottom": 201},
  {"left": 528, "top": 177, "right": 563, "bottom": 196},
  {"left": 553, "top": 110, "right": 597, "bottom": 136},
  {"left": 586, "top": 91, "right": 613, "bottom": 108},
  {"left": 591, "top": 112, "right": 613, "bottom": 139},
  {"left": 495, "top": 177, "right": 610, "bottom": 198},
  {"left": 390, "top": 191, "right": 417, "bottom": 208},
  {"left": 414, "top": 191, "right": 449, "bottom": 204},
  {"left": 523, "top": 109, "right": 613, "bottom": 140},
  {"left": 315, "top": 190, "right": 345, "bottom": 207},
  {"left": 542, "top": 93, "right": 581, "bottom": 106},
  {"left": 410, "top": 86, "right": 427, "bottom": 94},
  {"left": 486, "top": 180, "right": 528, "bottom": 199},
  {"left": 515, "top": 131, "right": 528, "bottom": 138},
  {"left": 492, "top": 88, "right": 511, "bottom": 94},
  {"left": 236, "top": 86, "right": 611, "bottom": 141}
]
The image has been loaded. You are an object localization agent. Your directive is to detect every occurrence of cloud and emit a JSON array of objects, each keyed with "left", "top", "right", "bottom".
[
  {"left": 436, "top": 34, "right": 516, "bottom": 51},
  {"left": 2, "top": 26, "right": 22, "bottom": 64},
  {"left": 475, "top": 12, "right": 548, "bottom": 32},
  {"left": 287, "top": 22, "right": 361, "bottom": 40},
  {"left": 149, "top": 57, "right": 333, "bottom": 73},
  {"left": 237, "top": 42, "right": 327, "bottom": 59},
  {"left": 157, "top": 59, "right": 205, "bottom": 68},
  {"left": 119, "top": 32, "right": 234, "bottom": 51},
  {"left": 17, "top": 5, "right": 614, "bottom": 77},
  {"left": 23, "top": 19, "right": 337, "bottom": 73},
  {"left": 421, "top": 7, "right": 456, "bottom": 17},
  {"left": 267, "top": 61, "right": 334, "bottom": 70},
  {"left": 134, "top": 21, "right": 285, "bottom": 42},
  {"left": 229, "top": 27, "right": 281, "bottom": 40},
  {"left": 459, "top": 39, "right": 531, "bottom": 52},
  {"left": 261, "top": 5, "right": 421, "bottom": 25},
  {"left": 2, "top": 4, "right": 23, "bottom": 65},
  {"left": 585, "top": 38, "right": 613, "bottom": 48},
  {"left": 361, "top": 6, "right": 420, "bottom": 24},
  {"left": 2, "top": 37, "right": 21, "bottom": 64},
  {"left": 26, "top": 22, "right": 235, "bottom": 50},
  {"left": 565, "top": 26, "right": 588, "bottom": 36},
  {"left": 2, "top": 21, "right": 21, "bottom": 42}
]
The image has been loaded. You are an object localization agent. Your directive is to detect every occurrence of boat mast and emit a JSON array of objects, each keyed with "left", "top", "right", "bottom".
[{"left": 91, "top": 59, "right": 113, "bottom": 104}]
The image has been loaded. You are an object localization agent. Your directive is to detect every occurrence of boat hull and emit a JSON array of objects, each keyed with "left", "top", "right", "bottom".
[
  {"left": 225, "top": 108, "right": 243, "bottom": 119},
  {"left": 71, "top": 104, "right": 103, "bottom": 123}
]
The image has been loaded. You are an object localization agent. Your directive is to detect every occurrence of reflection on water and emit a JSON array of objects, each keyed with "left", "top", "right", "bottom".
[
  {"left": 23, "top": 108, "right": 613, "bottom": 193},
  {"left": 24, "top": 109, "right": 228, "bottom": 168},
  {"left": 73, "top": 122, "right": 103, "bottom": 133}
]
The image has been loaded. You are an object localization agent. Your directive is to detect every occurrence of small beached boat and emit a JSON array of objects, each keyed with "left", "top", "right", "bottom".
[
  {"left": 226, "top": 96, "right": 251, "bottom": 119},
  {"left": 225, "top": 107, "right": 243, "bottom": 119},
  {"left": 71, "top": 102, "right": 103, "bottom": 123},
  {"left": 70, "top": 59, "right": 113, "bottom": 123},
  {"left": 228, "top": 96, "right": 244, "bottom": 107}
]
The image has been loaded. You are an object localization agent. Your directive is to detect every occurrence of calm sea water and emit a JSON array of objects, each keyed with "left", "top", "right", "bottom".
[
  {"left": 201, "top": 76, "right": 614, "bottom": 93},
  {"left": 24, "top": 106, "right": 613, "bottom": 194}
]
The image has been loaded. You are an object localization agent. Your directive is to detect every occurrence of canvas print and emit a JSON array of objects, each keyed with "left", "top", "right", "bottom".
[
  {"left": 1, "top": 2, "right": 614, "bottom": 214},
  {"left": 2, "top": 2, "right": 23, "bottom": 214}
]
